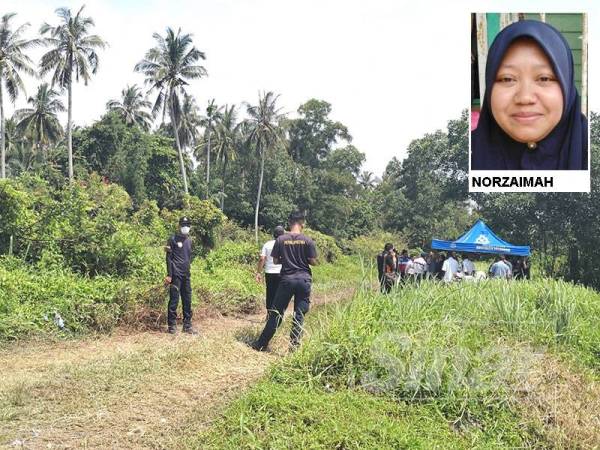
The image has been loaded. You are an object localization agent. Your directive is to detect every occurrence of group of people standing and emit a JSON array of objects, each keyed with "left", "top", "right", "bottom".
[
  {"left": 489, "top": 254, "right": 531, "bottom": 280},
  {"left": 164, "top": 212, "right": 318, "bottom": 353},
  {"left": 377, "top": 244, "right": 531, "bottom": 291}
]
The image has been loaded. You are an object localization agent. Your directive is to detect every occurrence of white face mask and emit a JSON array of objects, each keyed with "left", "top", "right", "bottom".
[{"left": 180, "top": 226, "right": 191, "bottom": 235}]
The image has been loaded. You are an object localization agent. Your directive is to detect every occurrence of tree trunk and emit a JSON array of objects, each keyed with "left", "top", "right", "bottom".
[
  {"left": 220, "top": 157, "right": 227, "bottom": 211},
  {"left": 0, "top": 82, "right": 5, "bottom": 179},
  {"left": 67, "top": 75, "right": 73, "bottom": 181},
  {"left": 254, "top": 148, "right": 265, "bottom": 243},
  {"left": 206, "top": 121, "right": 211, "bottom": 199},
  {"left": 170, "top": 92, "right": 188, "bottom": 195}
]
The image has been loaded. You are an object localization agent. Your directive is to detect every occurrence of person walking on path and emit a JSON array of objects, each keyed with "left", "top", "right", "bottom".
[
  {"left": 252, "top": 211, "right": 317, "bottom": 352},
  {"left": 256, "top": 226, "right": 285, "bottom": 316},
  {"left": 164, "top": 217, "right": 198, "bottom": 335}
]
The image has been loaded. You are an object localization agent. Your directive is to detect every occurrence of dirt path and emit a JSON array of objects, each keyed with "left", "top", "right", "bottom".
[{"left": 0, "top": 288, "right": 354, "bottom": 449}]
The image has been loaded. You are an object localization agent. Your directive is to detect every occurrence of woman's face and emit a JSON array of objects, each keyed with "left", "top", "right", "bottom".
[{"left": 490, "top": 38, "right": 563, "bottom": 143}]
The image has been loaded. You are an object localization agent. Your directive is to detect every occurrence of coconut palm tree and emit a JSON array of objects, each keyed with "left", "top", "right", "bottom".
[
  {"left": 199, "top": 99, "right": 222, "bottom": 199},
  {"left": 4, "top": 116, "right": 31, "bottom": 175},
  {"left": 244, "top": 91, "right": 284, "bottom": 242},
  {"left": 358, "top": 170, "right": 376, "bottom": 189},
  {"left": 0, "top": 13, "right": 38, "bottom": 179},
  {"left": 212, "top": 104, "right": 240, "bottom": 211},
  {"left": 134, "top": 27, "right": 207, "bottom": 195},
  {"left": 14, "top": 83, "right": 65, "bottom": 164},
  {"left": 39, "top": 5, "right": 106, "bottom": 181},
  {"left": 106, "top": 84, "right": 152, "bottom": 130},
  {"left": 177, "top": 92, "right": 201, "bottom": 151}
]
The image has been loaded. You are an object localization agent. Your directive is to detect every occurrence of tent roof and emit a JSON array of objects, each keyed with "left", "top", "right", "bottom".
[{"left": 431, "top": 220, "right": 530, "bottom": 256}]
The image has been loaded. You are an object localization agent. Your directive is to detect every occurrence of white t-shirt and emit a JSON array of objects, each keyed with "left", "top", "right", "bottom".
[
  {"left": 442, "top": 257, "right": 459, "bottom": 282},
  {"left": 462, "top": 259, "right": 475, "bottom": 274},
  {"left": 405, "top": 260, "right": 415, "bottom": 275},
  {"left": 261, "top": 240, "right": 282, "bottom": 274},
  {"left": 413, "top": 257, "right": 427, "bottom": 275}
]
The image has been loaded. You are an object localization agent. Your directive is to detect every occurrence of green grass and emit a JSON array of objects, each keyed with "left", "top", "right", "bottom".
[
  {"left": 199, "top": 278, "right": 600, "bottom": 448},
  {"left": 0, "top": 250, "right": 363, "bottom": 341},
  {"left": 194, "top": 382, "right": 530, "bottom": 449},
  {"left": 311, "top": 255, "right": 367, "bottom": 293},
  {"left": 0, "top": 262, "right": 128, "bottom": 340}
]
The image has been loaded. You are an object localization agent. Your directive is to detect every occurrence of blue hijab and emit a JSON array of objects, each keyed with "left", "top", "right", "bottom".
[{"left": 471, "top": 20, "right": 587, "bottom": 170}]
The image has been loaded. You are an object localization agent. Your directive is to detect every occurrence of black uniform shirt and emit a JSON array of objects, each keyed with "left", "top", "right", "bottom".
[
  {"left": 271, "top": 233, "right": 317, "bottom": 280},
  {"left": 166, "top": 234, "right": 193, "bottom": 278}
]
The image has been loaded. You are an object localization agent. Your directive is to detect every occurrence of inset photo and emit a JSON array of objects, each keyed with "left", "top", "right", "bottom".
[{"left": 470, "top": 13, "right": 590, "bottom": 192}]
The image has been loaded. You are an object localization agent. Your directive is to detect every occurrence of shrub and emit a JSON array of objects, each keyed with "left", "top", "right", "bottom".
[
  {"left": 204, "top": 241, "right": 259, "bottom": 273},
  {"left": 0, "top": 264, "right": 127, "bottom": 340},
  {"left": 343, "top": 231, "right": 408, "bottom": 259},
  {"left": 304, "top": 228, "right": 342, "bottom": 263},
  {"left": 161, "top": 194, "right": 225, "bottom": 255},
  {"left": 132, "top": 199, "right": 168, "bottom": 242},
  {"left": 218, "top": 219, "right": 270, "bottom": 244},
  {"left": 0, "top": 179, "right": 36, "bottom": 256}
]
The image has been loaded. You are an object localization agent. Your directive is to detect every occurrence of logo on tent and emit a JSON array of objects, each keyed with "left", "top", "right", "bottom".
[{"left": 475, "top": 234, "right": 490, "bottom": 245}]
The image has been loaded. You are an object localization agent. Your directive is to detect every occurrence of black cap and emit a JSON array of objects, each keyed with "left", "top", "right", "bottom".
[
  {"left": 179, "top": 216, "right": 191, "bottom": 226},
  {"left": 273, "top": 226, "right": 285, "bottom": 238}
]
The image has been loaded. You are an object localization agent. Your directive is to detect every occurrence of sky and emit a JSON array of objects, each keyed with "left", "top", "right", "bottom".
[{"left": 3, "top": 0, "right": 599, "bottom": 176}]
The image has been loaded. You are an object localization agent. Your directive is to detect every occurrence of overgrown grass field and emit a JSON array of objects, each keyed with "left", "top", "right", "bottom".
[
  {"left": 198, "top": 278, "right": 600, "bottom": 449},
  {"left": 0, "top": 239, "right": 360, "bottom": 342}
]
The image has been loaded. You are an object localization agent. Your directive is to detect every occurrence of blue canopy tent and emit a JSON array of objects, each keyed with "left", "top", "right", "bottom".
[{"left": 431, "top": 220, "right": 530, "bottom": 256}]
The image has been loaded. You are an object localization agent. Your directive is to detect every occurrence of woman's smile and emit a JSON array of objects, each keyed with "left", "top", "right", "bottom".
[{"left": 490, "top": 37, "right": 563, "bottom": 144}]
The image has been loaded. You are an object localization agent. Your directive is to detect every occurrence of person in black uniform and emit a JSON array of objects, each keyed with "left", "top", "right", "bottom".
[
  {"left": 377, "top": 243, "right": 394, "bottom": 293},
  {"left": 164, "top": 216, "right": 198, "bottom": 335},
  {"left": 252, "top": 211, "right": 318, "bottom": 352}
]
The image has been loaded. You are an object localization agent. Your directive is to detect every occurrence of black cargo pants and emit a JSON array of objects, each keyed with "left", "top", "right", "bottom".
[
  {"left": 255, "top": 277, "right": 311, "bottom": 349},
  {"left": 168, "top": 275, "right": 192, "bottom": 328}
]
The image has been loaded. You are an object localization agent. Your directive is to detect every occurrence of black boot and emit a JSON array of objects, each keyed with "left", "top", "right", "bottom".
[
  {"left": 168, "top": 324, "right": 178, "bottom": 334},
  {"left": 183, "top": 323, "right": 199, "bottom": 335}
]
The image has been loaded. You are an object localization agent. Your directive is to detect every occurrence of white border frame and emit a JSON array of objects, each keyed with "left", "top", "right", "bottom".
[{"left": 469, "top": 11, "right": 591, "bottom": 193}]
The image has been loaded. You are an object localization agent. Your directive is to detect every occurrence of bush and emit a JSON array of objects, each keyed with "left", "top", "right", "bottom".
[
  {"left": 161, "top": 194, "right": 225, "bottom": 255},
  {"left": 204, "top": 241, "right": 259, "bottom": 273},
  {"left": 0, "top": 264, "right": 127, "bottom": 340},
  {"left": 218, "top": 219, "right": 271, "bottom": 245},
  {"left": 193, "top": 263, "right": 262, "bottom": 315},
  {"left": 342, "top": 231, "right": 408, "bottom": 259},
  {"left": 132, "top": 199, "right": 169, "bottom": 242},
  {"left": 304, "top": 228, "right": 342, "bottom": 263},
  {"left": 0, "top": 179, "right": 36, "bottom": 256},
  {"left": 0, "top": 176, "right": 227, "bottom": 279}
]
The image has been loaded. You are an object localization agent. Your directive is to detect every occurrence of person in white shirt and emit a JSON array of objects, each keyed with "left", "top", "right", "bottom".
[
  {"left": 413, "top": 253, "right": 428, "bottom": 282},
  {"left": 256, "top": 226, "right": 285, "bottom": 313},
  {"left": 462, "top": 256, "right": 475, "bottom": 276},
  {"left": 405, "top": 258, "right": 415, "bottom": 276},
  {"left": 442, "top": 252, "right": 459, "bottom": 282}
]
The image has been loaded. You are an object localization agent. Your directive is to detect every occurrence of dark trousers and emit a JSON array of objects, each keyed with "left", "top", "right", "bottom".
[
  {"left": 168, "top": 275, "right": 192, "bottom": 327},
  {"left": 383, "top": 273, "right": 396, "bottom": 293},
  {"left": 255, "top": 277, "right": 311, "bottom": 349},
  {"left": 265, "top": 273, "right": 282, "bottom": 311}
]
